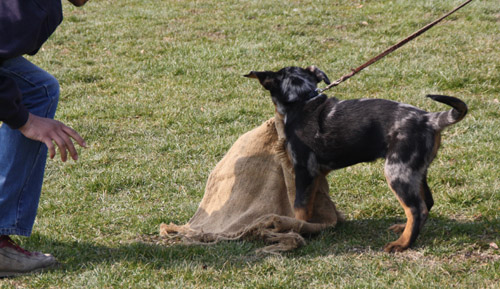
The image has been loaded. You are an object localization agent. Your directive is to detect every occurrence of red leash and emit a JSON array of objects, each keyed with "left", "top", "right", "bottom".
[{"left": 317, "top": 0, "right": 475, "bottom": 93}]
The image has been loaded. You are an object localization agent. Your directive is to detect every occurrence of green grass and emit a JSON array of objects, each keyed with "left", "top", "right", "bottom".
[{"left": 2, "top": 0, "right": 499, "bottom": 287}]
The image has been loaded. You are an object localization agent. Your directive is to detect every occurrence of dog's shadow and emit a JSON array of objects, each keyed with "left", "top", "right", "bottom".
[
  {"left": 302, "top": 216, "right": 499, "bottom": 255},
  {"left": 25, "top": 216, "right": 498, "bottom": 273}
]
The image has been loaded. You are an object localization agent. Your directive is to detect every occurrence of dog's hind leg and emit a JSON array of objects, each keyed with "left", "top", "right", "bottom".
[
  {"left": 421, "top": 132, "right": 441, "bottom": 212},
  {"left": 388, "top": 171, "right": 434, "bottom": 234},
  {"left": 383, "top": 162, "right": 428, "bottom": 252},
  {"left": 420, "top": 171, "right": 434, "bottom": 214},
  {"left": 293, "top": 165, "right": 320, "bottom": 222}
]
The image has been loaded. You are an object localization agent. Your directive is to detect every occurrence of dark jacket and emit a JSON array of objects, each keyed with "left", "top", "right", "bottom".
[{"left": 0, "top": 0, "right": 63, "bottom": 129}]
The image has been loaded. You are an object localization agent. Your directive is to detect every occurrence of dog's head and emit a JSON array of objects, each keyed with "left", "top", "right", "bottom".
[{"left": 244, "top": 66, "right": 330, "bottom": 114}]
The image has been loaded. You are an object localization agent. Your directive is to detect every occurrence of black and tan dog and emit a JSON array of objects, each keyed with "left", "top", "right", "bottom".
[{"left": 245, "top": 66, "right": 467, "bottom": 252}]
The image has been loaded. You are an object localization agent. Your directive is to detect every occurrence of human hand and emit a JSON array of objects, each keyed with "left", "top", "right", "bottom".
[
  {"left": 19, "top": 113, "right": 87, "bottom": 162},
  {"left": 67, "top": 0, "right": 89, "bottom": 7}
]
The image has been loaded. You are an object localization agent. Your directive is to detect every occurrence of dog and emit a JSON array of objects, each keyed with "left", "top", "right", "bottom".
[{"left": 244, "top": 66, "right": 467, "bottom": 252}]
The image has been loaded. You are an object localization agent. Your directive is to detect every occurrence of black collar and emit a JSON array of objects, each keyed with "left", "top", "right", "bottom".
[{"left": 307, "top": 89, "right": 320, "bottom": 99}]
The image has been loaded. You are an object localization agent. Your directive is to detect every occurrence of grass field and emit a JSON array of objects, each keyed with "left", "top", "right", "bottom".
[{"left": 2, "top": 0, "right": 499, "bottom": 287}]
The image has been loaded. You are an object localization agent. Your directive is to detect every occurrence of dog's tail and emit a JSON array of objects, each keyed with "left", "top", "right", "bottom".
[{"left": 427, "top": 94, "right": 468, "bottom": 130}]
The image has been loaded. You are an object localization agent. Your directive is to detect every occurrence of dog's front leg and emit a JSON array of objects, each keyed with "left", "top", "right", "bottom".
[{"left": 293, "top": 165, "right": 320, "bottom": 222}]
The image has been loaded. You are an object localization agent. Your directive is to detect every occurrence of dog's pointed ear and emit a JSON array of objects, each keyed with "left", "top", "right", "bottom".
[
  {"left": 244, "top": 71, "right": 278, "bottom": 91},
  {"left": 306, "top": 66, "right": 331, "bottom": 85}
]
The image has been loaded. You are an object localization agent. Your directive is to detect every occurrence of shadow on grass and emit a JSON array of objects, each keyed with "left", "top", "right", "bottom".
[
  {"left": 303, "top": 216, "right": 500, "bottom": 255},
  {"left": 30, "top": 232, "right": 265, "bottom": 272},
  {"left": 29, "top": 216, "right": 499, "bottom": 272}
]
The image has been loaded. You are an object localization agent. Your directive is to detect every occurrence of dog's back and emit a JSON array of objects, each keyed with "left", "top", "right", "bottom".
[{"left": 292, "top": 95, "right": 467, "bottom": 171}]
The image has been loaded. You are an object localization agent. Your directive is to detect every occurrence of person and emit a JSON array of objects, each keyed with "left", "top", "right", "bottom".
[{"left": 0, "top": 0, "right": 89, "bottom": 277}]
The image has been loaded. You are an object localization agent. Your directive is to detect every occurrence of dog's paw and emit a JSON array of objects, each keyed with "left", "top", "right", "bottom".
[
  {"left": 383, "top": 241, "right": 408, "bottom": 253},
  {"left": 294, "top": 207, "right": 311, "bottom": 222},
  {"left": 388, "top": 223, "right": 406, "bottom": 234}
]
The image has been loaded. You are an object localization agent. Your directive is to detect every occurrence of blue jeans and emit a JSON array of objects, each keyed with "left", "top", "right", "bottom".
[{"left": 0, "top": 57, "right": 59, "bottom": 237}]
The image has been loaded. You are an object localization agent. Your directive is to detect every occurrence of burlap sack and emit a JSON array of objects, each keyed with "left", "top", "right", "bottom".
[{"left": 160, "top": 114, "right": 343, "bottom": 253}]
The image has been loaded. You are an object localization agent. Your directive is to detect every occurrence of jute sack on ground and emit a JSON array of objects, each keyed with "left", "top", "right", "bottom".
[{"left": 160, "top": 114, "right": 343, "bottom": 253}]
